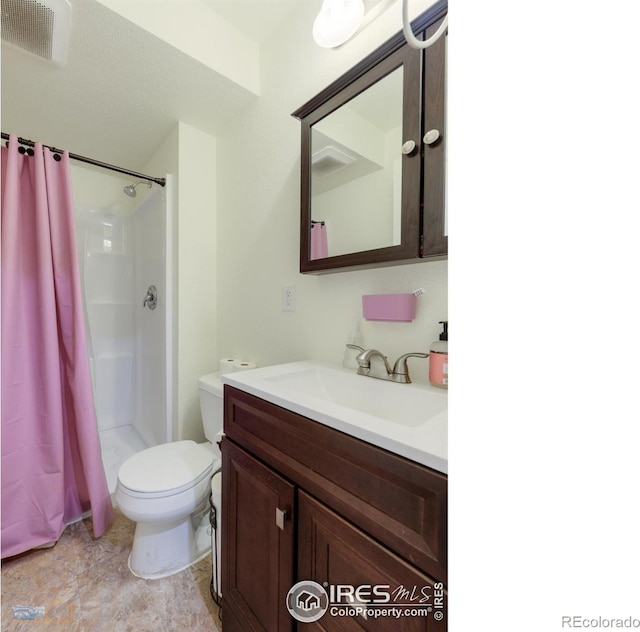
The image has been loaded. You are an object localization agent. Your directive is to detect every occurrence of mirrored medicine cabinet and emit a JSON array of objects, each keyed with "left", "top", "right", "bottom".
[{"left": 292, "top": 0, "right": 447, "bottom": 274}]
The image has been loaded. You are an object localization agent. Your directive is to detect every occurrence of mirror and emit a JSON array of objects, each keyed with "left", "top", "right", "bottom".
[
  {"left": 293, "top": 1, "right": 448, "bottom": 274},
  {"left": 294, "top": 38, "right": 423, "bottom": 274},
  {"left": 310, "top": 66, "right": 404, "bottom": 258}
]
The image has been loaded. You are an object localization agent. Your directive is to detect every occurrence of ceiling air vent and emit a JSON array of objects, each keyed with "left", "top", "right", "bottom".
[
  {"left": 1, "top": 0, "right": 71, "bottom": 65},
  {"left": 311, "top": 146, "right": 356, "bottom": 178}
]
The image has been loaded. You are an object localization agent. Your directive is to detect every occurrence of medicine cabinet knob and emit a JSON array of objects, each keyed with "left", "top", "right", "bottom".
[
  {"left": 401, "top": 140, "right": 417, "bottom": 155},
  {"left": 423, "top": 129, "right": 441, "bottom": 145}
]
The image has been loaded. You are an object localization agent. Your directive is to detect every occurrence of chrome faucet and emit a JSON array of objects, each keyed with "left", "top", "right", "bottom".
[
  {"left": 355, "top": 348, "right": 393, "bottom": 376},
  {"left": 347, "top": 345, "right": 428, "bottom": 384}
]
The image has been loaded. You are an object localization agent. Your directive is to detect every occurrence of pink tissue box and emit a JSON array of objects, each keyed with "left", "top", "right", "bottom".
[{"left": 362, "top": 294, "right": 417, "bottom": 322}]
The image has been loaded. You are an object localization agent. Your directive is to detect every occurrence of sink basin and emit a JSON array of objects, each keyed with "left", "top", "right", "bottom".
[
  {"left": 221, "top": 361, "right": 447, "bottom": 473},
  {"left": 263, "top": 365, "right": 445, "bottom": 427}
]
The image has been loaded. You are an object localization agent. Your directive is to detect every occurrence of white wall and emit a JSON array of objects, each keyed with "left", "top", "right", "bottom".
[
  {"left": 144, "top": 123, "right": 218, "bottom": 441},
  {"left": 216, "top": 0, "right": 446, "bottom": 383},
  {"left": 177, "top": 123, "right": 218, "bottom": 441},
  {"left": 143, "top": 126, "right": 180, "bottom": 440}
]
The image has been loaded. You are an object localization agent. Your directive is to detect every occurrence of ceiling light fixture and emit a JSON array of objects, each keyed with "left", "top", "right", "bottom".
[{"left": 313, "top": 0, "right": 365, "bottom": 49}]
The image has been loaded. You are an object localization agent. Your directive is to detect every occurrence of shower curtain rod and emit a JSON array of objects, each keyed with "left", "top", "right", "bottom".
[{"left": 1, "top": 132, "right": 166, "bottom": 187}]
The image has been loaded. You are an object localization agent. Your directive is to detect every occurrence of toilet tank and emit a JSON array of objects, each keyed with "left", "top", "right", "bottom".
[{"left": 198, "top": 373, "right": 224, "bottom": 443}]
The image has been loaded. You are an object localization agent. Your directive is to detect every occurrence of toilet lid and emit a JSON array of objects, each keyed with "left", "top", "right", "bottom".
[{"left": 118, "top": 440, "right": 214, "bottom": 494}]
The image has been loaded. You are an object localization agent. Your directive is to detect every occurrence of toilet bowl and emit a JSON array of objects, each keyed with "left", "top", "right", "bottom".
[{"left": 115, "top": 373, "right": 224, "bottom": 579}]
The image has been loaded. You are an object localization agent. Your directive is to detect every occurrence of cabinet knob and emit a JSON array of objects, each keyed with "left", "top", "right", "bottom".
[
  {"left": 423, "top": 129, "right": 441, "bottom": 145},
  {"left": 276, "top": 508, "right": 287, "bottom": 530},
  {"left": 401, "top": 140, "right": 417, "bottom": 155}
]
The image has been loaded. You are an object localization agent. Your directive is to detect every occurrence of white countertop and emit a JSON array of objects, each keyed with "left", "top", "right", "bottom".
[{"left": 221, "top": 361, "right": 448, "bottom": 474}]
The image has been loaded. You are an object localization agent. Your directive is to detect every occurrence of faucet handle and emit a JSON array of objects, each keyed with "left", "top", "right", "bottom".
[
  {"left": 346, "top": 344, "right": 365, "bottom": 352},
  {"left": 393, "top": 352, "right": 429, "bottom": 378}
]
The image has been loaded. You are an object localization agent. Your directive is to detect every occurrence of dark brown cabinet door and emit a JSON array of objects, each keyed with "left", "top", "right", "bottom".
[
  {"left": 221, "top": 439, "right": 295, "bottom": 632},
  {"left": 421, "top": 15, "right": 448, "bottom": 258},
  {"left": 298, "top": 492, "right": 447, "bottom": 632}
]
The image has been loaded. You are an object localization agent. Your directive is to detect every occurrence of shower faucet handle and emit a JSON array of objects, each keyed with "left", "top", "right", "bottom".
[{"left": 143, "top": 285, "right": 157, "bottom": 310}]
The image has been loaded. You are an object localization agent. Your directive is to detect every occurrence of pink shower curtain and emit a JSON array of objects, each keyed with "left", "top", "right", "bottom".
[{"left": 1, "top": 134, "right": 113, "bottom": 558}]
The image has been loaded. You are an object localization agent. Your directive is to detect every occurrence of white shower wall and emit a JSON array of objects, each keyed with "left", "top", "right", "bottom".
[
  {"left": 133, "top": 189, "right": 167, "bottom": 448},
  {"left": 79, "top": 208, "right": 135, "bottom": 430},
  {"left": 75, "top": 184, "right": 169, "bottom": 492}
]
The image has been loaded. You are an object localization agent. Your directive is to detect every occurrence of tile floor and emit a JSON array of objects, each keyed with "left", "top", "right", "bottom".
[{"left": 1, "top": 510, "right": 222, "bottom": 631}]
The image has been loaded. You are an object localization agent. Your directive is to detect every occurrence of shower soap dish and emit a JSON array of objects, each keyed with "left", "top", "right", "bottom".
[{"left": 362, "top": 293, "right": 417, "bottom": 322}]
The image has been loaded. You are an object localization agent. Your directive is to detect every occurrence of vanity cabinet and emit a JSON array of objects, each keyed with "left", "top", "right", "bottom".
[
  {"left": 292, "top": 0, "right": 448, "bottom": 274},
  {"left": 221, "top": 439, "right": 295, "bottom": 632},
  {"left": 221, "top": 386, "right": 447, "bottom": 631}
]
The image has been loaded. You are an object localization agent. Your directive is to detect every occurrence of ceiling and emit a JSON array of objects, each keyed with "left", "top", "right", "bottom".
[{"left": 1, "top": 0, "right": 306, "bottom": 175}]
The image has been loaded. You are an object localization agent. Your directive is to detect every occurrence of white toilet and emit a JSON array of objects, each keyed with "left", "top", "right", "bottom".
[{"left": 115, "top": 373, "right": 224, "bottom": 579}]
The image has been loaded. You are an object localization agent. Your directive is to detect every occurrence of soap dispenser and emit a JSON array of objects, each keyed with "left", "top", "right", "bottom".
[{"left": 429, "top": 321, "right": 448, "bottom": 389}]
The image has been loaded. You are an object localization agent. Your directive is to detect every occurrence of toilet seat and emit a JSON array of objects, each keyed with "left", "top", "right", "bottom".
[{"left": 118, "top": 440, "right": 215, "bottom": 499}]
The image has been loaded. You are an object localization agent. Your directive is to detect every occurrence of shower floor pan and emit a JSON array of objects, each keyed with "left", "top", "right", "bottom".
[{"left": 100, "top": 425, "right": 149, "bottom": 495}]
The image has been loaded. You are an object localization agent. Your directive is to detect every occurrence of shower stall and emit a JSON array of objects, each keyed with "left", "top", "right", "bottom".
[{"left": 75, "top": 180, "right": 173, "bottom": 493}]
